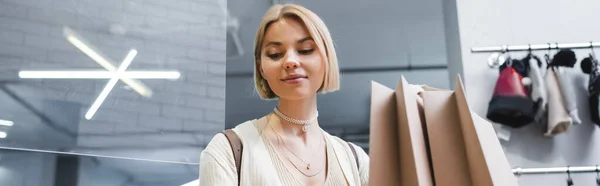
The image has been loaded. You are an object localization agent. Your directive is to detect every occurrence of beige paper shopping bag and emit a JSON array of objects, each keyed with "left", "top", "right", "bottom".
[
  {"left": 368, "top": 76, "right": 434, "bottom": 186},
  {"left": 395, "top": 77, "right": 434, "bottom": 186},
  {"left": 421, "top": 76, "right": 517, "bottom": 186},
  {"left": 368, "top": 81, "right": 401, "bottom": 185}
]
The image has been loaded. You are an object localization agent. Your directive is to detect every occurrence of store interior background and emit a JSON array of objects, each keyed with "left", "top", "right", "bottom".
[
  {"left": 0, "top": 0, "right": 597, "bottom": 185},
  {"left": 0, "top": 0, "right": 225, "bottom": 185}
]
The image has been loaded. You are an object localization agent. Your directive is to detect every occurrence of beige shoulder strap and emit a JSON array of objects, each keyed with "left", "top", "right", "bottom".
[
  {"left": 221, "top": 129, "right": 243, "bottom": 186},
  {"left": 347, "top": 142, "right": 360, "bottom": 170}
]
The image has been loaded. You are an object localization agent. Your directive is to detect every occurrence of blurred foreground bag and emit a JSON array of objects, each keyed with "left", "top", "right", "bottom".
[{"left": 369, "top": 75, "right": 517, "bottom": 186}]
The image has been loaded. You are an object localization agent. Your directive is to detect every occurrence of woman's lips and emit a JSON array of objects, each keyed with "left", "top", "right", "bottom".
[
  {"left": 282, "top": 77, "right": 306, "bottom": 84},
  {"left": 281, "top": 75, "right": 308, "bottom": 84}
]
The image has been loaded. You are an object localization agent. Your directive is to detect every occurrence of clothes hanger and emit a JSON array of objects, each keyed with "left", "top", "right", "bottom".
[
  {"left": 566, "top": 166, "right": 574, "bottom": 186},
  {"left": 546, "top": 43, "right": 563, "bottom": 72},
  {"left": 487, "top": 45, "right": 511, "bottom": 68},
  {"left": 544, "top": 43, "right": 553, "bottom": 67},
  {"left": 522, "top": 44, "right": 533, "bottom": 61},
  {"left": 595, "top": 165, "right": 600, "bottom": 185},
  {"left": 502, "top": 45, "right": 512, "bottom": 66},
  {"left": 591, "top": 41, "right": 597, "bottom": 59},
  {"left": 522, "top": 44, "right": 543, "bottom": 68},
  {"left": 497, "top": 45, "right": 515, "bottom": 71}
]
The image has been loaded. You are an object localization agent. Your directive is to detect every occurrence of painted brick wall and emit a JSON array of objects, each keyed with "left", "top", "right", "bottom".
[{"left": 0, "top": 0, "right": 225, "bottom": 165}]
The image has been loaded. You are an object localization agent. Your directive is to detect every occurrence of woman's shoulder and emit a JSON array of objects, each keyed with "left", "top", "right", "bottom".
[
  {"left": 324, "top": 132, "right": 369, "bottom": 161},
  {"left": 324, "top": 131, "right": 370, "bottom": 183},
  {"left": 325, "top": 132, "right": 359, "bottom": 149},
  {"left": 202, "top": 132, "right": 230, "bottom": 158},
  {"left": 203, "top": 119, "right": 258, "bottom": 153}
]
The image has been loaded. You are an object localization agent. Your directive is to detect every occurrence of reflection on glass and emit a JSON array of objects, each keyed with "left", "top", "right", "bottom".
[
  {"left": 63, "top": 27, "right": 154, "bottom": 98},
  {"left": 0, "top": 119, "right": 13, "bottom": 126},
  {"left": 0, "top": 0, "right": 226, "bottom": 165},
  {"left": 0, "top": 149, "right": 197, "bottom": 186}
]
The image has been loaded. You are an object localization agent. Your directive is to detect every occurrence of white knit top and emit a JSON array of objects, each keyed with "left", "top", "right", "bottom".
[{"left": 198, "top": 119, "right": 370, "bottom": 186}]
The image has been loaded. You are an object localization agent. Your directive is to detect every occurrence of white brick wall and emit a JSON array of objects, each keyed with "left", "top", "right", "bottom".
[
  {"left": 138, "top": 114, "right": 184, "bottom": 130},
  {"left": 0, "top": 0, "right": 226, "bottom": 167},
  {"left": 208, "top": 86, "right": 226, "bottom": 99},
  {"left": 0, "top": 17, "right": 51, "bottom": 35},
  {"left": 161, "top": 104, "right": 205, "bottom": 121},
  {"left": 0, "top": 30, "right": 24, "bottom": 45}
]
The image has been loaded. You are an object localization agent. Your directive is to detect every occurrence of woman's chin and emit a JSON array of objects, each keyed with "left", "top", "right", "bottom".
[{"left": 277, "top": 91, "right": 317, "bottom": 100}]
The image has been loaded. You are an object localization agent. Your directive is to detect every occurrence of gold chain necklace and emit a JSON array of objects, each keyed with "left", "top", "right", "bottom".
[
  {"left": 275, "top": 132, "right": 326, "bottom": 177},
  {"left": 267, "top": 115, "right": 326, "bottom": 177},
  {"left": 274, "top": 125, "right": 324, "bottom": 170}
]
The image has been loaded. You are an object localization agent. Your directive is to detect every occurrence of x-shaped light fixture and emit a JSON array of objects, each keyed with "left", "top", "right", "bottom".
[{"left": 19, "top": 27, "right": 181, "bottom": 120}]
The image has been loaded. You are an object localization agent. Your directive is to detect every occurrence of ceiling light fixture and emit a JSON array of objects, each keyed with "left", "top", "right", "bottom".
[
  {"left": 18, "top": 26, "right": 184, "bottom": 120},
  {"left": 19, "top": 71, "right": 181, "bottom": 79},
  {"left": 63, "top": 27, "right": 153, "bottom": 97},
  {"left": 0, "top": 120, "right": 13, "bottom": 127},
  {"left": 0, "top": 131, "right": 7, "bottom": 139},
  {"left": 85, "top": 49, "right": 137, "bottom": 120}
]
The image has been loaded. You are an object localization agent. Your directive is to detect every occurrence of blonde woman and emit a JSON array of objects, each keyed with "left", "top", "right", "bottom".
[{"left": 199, "top": 4, "right": 369, "bottom": 186}]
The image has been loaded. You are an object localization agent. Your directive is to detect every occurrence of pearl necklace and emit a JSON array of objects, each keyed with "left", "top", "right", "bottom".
[{"left": 272, "top": 107, "right": 319, "bottom": 132}]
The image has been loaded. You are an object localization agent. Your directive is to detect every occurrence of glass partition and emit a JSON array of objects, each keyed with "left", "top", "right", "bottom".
[{"left": 0, "top": 0, "right": 226, "bottom": 170}]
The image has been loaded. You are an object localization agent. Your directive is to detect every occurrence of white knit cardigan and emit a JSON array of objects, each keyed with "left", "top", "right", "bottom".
[{"left": 198, "top": 119, "right": 370, "bottom": 186}]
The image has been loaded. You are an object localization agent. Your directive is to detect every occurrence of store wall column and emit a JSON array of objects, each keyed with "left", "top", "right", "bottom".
[{"left": 441, "top": 0, "right": 464, "bottom": 90}]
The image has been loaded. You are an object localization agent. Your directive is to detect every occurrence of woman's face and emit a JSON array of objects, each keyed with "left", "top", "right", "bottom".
[{"left": 260, "top": 17, "right": 325, "bottom": 100}]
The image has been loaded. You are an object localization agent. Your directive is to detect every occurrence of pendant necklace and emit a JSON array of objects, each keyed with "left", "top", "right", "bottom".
[{"left": 267, "top": 117, "right": 326, "bottom": 177}]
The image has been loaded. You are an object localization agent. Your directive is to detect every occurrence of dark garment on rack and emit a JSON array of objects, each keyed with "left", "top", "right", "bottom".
[
  {"left": 550, "top": 49, "right": 577, "bottom": 68},
  {"left": 584, "top": 57, "right": 600, "bottom": 126},
  {"left": 487, "top": 59, "right": 536, "bottom": 128},
  {"left": 589, "top": 91, "right": 600, "bottom": 126}
]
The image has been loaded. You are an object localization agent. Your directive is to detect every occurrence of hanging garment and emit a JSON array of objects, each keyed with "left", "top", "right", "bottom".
[
  {"left": 487, "top": 59, "right": 536, "bottom": 128},
  {"left": 581, "top": 56, "right": 600, "bottom": 126},
  {"left": 526, "top": 56, "right": 547, "bottom": 123},
  {"left": 544, "top": 68, "right": 572, "bottom": 136},
  {"left": 550, "top": 49, "right": 577, "bottom": 68},
  {"left": 554, "top": 67, "right": 582, "bottom": 124}
]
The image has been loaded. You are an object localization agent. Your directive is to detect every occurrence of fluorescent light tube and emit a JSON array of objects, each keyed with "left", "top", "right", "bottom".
[
  {"left": 85, "top": 50, "right": 137, "bottom": 120},
  {"left": 0, "top": 120, "right": 13, "bottom": 127},
  {"left": 63, "top": 27, "right": 153, "bottom": 97},
  {"left": 0, "top": 131, "right": 6, "bottom": 138},
  {"left": 19, "top": 71, "right": 181, "bottom": 79}
]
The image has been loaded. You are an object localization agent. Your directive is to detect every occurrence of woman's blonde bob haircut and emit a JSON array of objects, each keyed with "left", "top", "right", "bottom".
[{"left": 253, "top": 4, "right": 340, "bottom": 99}]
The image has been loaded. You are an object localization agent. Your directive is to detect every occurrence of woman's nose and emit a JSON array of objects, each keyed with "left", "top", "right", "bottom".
[{"left": 283, "top": 53, "right": 300, "bottom": 69}]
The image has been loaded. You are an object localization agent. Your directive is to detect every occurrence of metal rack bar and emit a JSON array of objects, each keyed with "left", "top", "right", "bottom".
[
  {"left": 512, "top": 165, "right": 600, "bottom": 176},
  {"left": 471, "top": 41, "right": 600, "bottom": 53}
]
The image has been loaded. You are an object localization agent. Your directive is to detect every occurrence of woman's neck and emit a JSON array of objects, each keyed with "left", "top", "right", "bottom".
[{"left": 275, "top": 95, "right": 319, "bottom": 137}]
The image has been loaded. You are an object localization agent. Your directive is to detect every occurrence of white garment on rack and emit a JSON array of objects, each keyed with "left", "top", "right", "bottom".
[
  {"left": 544, "top": 69, "right": 571, "bottom": 136},
  {"left": 528, "top": 58, "right": 547, "bottom": 123},
  {"left": 555, "top": 67, "right": 582, "bottom": 125}
]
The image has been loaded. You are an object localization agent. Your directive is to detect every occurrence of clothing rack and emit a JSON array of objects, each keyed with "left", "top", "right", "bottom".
[
  {"left": 512, "top": 165, "right": 600, "bottom": 176},
  {"left": 471, "top": 41, "right": 600, "bottom": 53}
]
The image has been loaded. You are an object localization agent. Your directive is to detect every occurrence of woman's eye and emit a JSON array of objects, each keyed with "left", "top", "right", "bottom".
[
  {"left": 298, "top": 49, "right": 314, "bottom": 55},
  {"left": 267, "top": 53, "right": 283, "bottom": 59}
]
